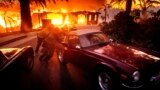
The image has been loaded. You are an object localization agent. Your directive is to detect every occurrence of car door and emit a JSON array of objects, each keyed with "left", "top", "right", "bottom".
[
  {"left": 66, "top": 35, "right": 82, "bottom": 64},
  {"left": 73, "top": 34, "right": 100, "bottom": 69},
  {"left": 77, "top": 50, "right": 99, "bottom": 70},
  {"left": 67, "top": 34, "right": 96, "bottom": 68}
]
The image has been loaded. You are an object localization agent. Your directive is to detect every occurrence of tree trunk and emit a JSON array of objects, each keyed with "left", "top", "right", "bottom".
[
  {"left": 19, "top": 0, "right": 32, "bottom": 32},
  {"left": 141, "top": 8, "right": 148, "bottom": 21},
  {"left": 125, "top": 0, "right": 132, "bottom": 16}
]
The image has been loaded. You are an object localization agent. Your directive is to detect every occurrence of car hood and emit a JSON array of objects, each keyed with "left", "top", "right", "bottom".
[{"left": 91, "top": 43, "right": 160, "bottom": 69}]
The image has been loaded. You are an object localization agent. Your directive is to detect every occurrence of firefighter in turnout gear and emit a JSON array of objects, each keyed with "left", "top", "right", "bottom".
[{"left": 38, "top": 25, "right": 64, "bottom": 63}]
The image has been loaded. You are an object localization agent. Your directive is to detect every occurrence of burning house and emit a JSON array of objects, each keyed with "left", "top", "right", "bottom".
[
  {"left": 0, "top": 0, "right": 105, "bottom": 33},
  {"left": 32, "top": 10, "right": 100, "bottom": 29}
]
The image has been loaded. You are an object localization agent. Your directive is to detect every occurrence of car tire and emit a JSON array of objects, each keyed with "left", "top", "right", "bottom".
[
  {"left": 57, "top": 50, "right": 66, "bottom": 65},
  {"left": 94, "top": 67, "right": 117, "bottom": 90}
]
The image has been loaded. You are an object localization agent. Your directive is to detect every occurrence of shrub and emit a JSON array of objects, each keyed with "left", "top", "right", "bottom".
[{"left": 101, "top": 11, "right": 160, "bottom": 52}]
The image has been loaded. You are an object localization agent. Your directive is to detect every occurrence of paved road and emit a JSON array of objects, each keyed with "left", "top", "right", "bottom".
[
  {"left": 1, "top": 54, "right": 94, "bottom": 90},
  {"left": 28, "top": 53, "right": 94, "bottom": 90}
]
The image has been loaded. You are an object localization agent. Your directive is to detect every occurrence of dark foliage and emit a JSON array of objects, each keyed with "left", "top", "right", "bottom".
[
  {"left": 140, "top": 16, "right": 160, "bottom": 52},
  {"left": 101, "top": 11, "right": 139, "bottom": 43},
  {"left": 101, "top": 10, "right": 160, "bottom": 52}
]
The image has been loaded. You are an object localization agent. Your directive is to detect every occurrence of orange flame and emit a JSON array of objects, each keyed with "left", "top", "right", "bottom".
[
  {"left": 48, "top": 13, "right": 63, "bottom": 25},
  {"left": 78, "top": 14, "right": 86, "bottom": 25},
  {"left": 0, "top": 15, "right": 5, "bottom": 28}
]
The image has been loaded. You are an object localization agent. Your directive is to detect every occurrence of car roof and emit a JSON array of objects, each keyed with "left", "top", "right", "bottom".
[{"left": 69, "top": 29, "right": 101, "bottom": 36}]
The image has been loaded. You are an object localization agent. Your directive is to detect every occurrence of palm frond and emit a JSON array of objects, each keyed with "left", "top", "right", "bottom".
[
  {"left": 0, "top": 0, "right": 15, "bottom": 8},
  {"left": 148, "top": 0, "right": 160, "bottom": 4},
  {"left": 31, "top": 0, "right": 59, "bottom": 8},
  {"left": 146, "top": 4, "right": 154, "bottom": 8},
  {"left": 32, "top": 0, "right": 46, "bottom": 6},
  {"left": 61, "top": 0, "right": 69, "bottom": 1}
]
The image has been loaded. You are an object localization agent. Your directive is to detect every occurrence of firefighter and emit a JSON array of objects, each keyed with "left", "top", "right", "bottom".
[
  {"left": 35, "top": 27, "right": 50, "bottom": 54},
  {"left": 39, "top": 25, "right": 64, "bottom": 63}
]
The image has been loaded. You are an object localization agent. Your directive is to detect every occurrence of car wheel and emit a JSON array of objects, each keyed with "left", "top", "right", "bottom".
[
  {"left": 94, "top": 68, "right": 116, "bottom": 90},
  {"left": 57, "top": 50, "right": 66, "bottom": 64},
  {"left": 98, "top": 72, "right": 112, "bottom": 90}
]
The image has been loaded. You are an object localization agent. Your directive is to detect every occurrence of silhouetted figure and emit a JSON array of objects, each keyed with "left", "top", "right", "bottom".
[
  {"left": 35, "top": 28, "right": 48, "bottom": 53},
  {"left": 39, "top": 25, "right": 64, "bottom": 63}
]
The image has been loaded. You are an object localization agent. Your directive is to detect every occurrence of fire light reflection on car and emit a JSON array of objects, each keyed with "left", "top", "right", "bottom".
[
  {"left": 131, "top": 49, "right": 160, "bottom": 62},
  {"left": 94, "top": 49, "right": 104, "bottom": 54}
]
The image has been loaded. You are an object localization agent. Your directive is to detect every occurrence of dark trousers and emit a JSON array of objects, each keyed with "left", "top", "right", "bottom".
[{"left": 39, "top": 47, "right": 54, "bottom": 62}]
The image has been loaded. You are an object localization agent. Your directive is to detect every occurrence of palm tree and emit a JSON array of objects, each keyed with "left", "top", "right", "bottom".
[
  {"left": 137, "top": 0, "right": 160, "bottom": 20},
  {"left": 102, "top": 3, "right": 112, "bottom": 22},
  {"left": 111, "top": 0, "right": 160, "bottom": 17},
  {"left": 0, "top": 1, "right": 12, "bottom": 32},
  {"left": 19, "top": 0, "right": 32, "bottom": 32},
  {"left": 1, "top": 0, "right": 68, "bottom": 32},
  {"left": 18, "top": 0, "right": 58, "bottom": 32},
  {"left": 111, "top": 0, "right": 135, "bottom": 16},
  {"left": 125, "top": 0, "right": 133, "bottom": 15}
]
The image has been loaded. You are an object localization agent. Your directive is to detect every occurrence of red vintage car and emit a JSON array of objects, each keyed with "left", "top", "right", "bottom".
[{"left": 57, "top": 28, "right": 160, "bottom": 90}]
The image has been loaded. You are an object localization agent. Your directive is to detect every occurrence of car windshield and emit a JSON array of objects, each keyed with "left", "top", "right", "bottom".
[{"left": 79, "top": 32, "right": 109, "bottom": 48}]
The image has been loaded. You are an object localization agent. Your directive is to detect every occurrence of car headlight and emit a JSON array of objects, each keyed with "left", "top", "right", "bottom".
[{"left": 132, "top": 71, "right": 140, "bottom": 82}]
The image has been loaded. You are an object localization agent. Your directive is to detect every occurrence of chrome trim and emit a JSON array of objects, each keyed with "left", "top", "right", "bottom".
[
  {"left": 150, "top": 74, "right": 160, "bottom": 85},
  {"left": 122, "top": 83, "right": 143, "bottom": 89},
  {"left": 132, "top": 71, "right": 140, "bottom": 82}
]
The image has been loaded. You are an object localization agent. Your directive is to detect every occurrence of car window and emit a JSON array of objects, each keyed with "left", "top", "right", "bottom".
[
  {"left": 68, "top": 35, "right": 80, "bottom": 48},
  {"left": 80, "top": 32, "right": 109, "bottom": 48}
]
